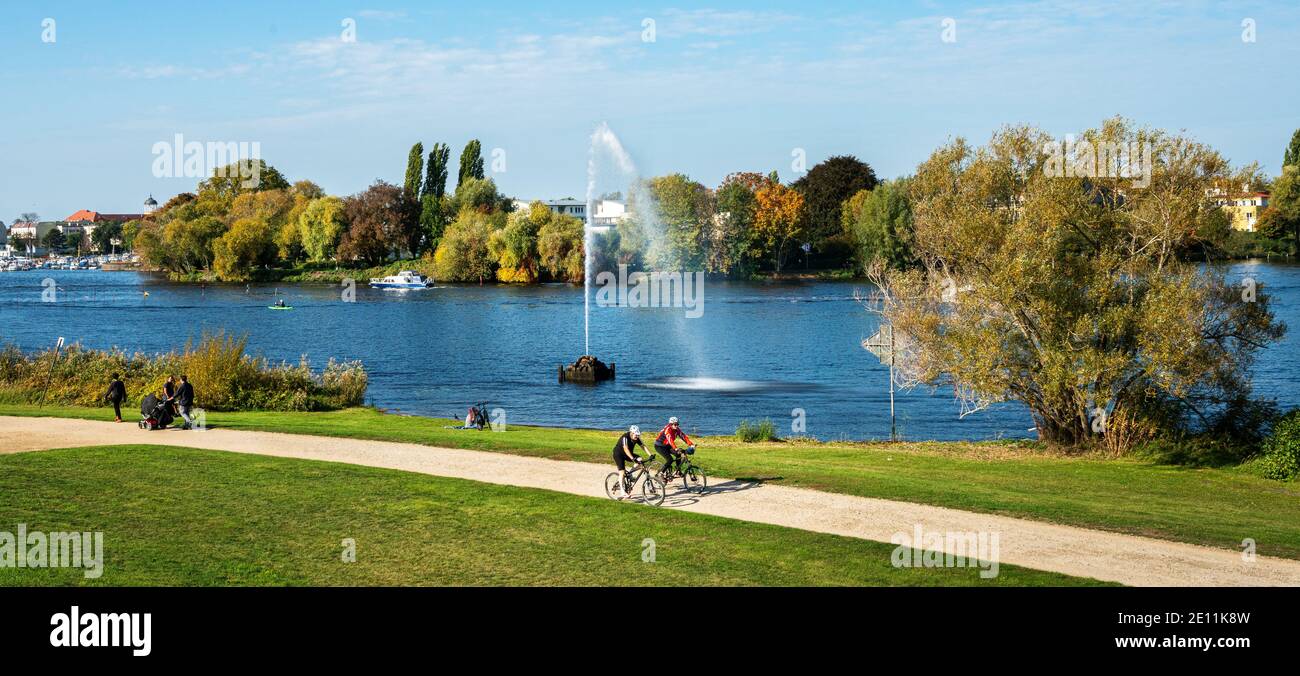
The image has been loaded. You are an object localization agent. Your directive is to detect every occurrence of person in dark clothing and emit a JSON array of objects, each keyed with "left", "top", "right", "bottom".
[
  {"left": 104, "top": 374, "right": 127, "bottom": 423},
  {"left": 611, "top": 426, "right": 647, "bottom": 499},
  {"left": 174, "top": 375, "right": 196, "bottom": 430},
  {"left": 163, "top": 376, "right": 177, "bottom": 413}
]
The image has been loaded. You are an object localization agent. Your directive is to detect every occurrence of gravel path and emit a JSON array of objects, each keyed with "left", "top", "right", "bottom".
[{"left": 4, "top": 414, "right": 1298, "bottom": 586}]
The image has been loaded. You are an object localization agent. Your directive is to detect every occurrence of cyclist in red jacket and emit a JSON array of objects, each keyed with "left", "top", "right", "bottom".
[{"left": 654, "top": 417, "right": 694, "bottom": 480}]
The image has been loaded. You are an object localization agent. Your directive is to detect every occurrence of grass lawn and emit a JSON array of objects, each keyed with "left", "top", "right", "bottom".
[
  {"left": 0, "top": 445, "right": 1103, "bottom": 586},
  {"left": 5, "top": 404, "right": 1299, "bottom": 559}
]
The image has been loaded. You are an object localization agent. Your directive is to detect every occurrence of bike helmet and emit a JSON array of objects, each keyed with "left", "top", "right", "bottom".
[
  {"left": 668, "top": 416, "right": 679, "bottom": 425},
  {"left": 628, "top": 425, "right": 640, "bottom": 436}
]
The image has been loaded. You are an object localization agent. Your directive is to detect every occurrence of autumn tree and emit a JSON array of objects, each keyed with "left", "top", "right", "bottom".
[
  {"left": 212, "top": 217, "right": 276, "bottom": 281},
  {"left": 871, "top": 118, "right": 1285, "bottom": 448},
  {"left": 338, "top": 181, "right": 410, "bottom": 266},
  {"left": 537, "top": 214, "right": 585, "bottom": 282},
  {"left": 753, "top": 180, "right": 805, "bottom": 272},
  {"left": 433, "top": 210, "right": 497, "bottom": 283},
  {"left": 490, "top": 207, "right": 542, "bottom": 283},
  {"left": 298, "top": 196, "right": 348, "bottom": 262}
]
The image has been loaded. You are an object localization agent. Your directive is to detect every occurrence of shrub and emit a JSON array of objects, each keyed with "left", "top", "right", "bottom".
[
  {"left": 0, "top": 332, "right": 367, "bottom": 412},
  {"left": 735, "top": 418, "right": 777, "bottom": 443},
  {"left": 1258, "top": 410, "right": 1300, "bottom": 481}
]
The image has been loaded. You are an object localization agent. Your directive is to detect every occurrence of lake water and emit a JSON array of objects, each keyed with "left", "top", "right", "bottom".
[{"left": 1, "top": 261, "right": 1296, "bottom": 441}]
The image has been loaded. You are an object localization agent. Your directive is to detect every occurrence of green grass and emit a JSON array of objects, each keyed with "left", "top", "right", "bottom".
[
  {"left": 6, "top": 404, "right": 1300, "bottom": 559},
  {"left": 0, "top": 445, "right": 1101, "bottom": 586}
]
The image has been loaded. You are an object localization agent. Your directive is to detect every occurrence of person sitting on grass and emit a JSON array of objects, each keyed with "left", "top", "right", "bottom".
[
  {"left": 611, "top": 425, "right": 647, "bottom": 500},
  {"left": 104, "top": 373, "right": 127, "bottom": 423}
]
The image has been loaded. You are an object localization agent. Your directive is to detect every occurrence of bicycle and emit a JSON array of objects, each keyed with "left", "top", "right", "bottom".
[
  {"left": 657, "top": 446, "right": 708, "bottom": 494},
  {"left": 604, "top": 455, "right": 666, "bottom": 506}
]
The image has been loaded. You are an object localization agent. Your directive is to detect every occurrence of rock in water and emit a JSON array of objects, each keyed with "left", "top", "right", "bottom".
[{"left": 559, "top": 355, "right": 615, "bottom": 383}]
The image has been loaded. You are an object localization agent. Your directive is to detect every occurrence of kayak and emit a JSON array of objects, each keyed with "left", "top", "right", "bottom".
[{"left": 267, "top": 305, "right": 294, "bottom": 311}]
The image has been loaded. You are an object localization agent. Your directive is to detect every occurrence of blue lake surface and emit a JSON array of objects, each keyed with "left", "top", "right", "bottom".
[{"left": 1, "top": 261, "right": 1296, "bottom": 441}]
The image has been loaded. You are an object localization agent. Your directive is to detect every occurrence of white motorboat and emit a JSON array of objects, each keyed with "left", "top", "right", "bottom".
[{"left": 369, "top": 270, "right": 434, "bottom": 289}]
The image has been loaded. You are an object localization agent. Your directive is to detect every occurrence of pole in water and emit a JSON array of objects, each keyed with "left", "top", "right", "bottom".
[{"left": 888, "top": 324, "right": 896, "bottom": 442}]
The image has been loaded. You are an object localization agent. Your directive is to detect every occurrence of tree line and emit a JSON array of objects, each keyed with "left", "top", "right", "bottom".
[{"left": 123, "top": 126, "right": 1300, "bottom": 284}]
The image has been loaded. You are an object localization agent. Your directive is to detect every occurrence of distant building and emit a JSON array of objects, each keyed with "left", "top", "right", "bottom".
[
  {"left": 8, "top": 221, "right": 64, "bottom": 255},
  {"left": 541, "top": 198, "right": 587, "bottom": 220},
  {"left": 1209, "top": 185, "right": 1270, "bottom": 233},
  {"left": 512, "top": 198, "right": 628, "bottom": 226},
  {"left": 592, "top": 200, "right": 627, "bottom": 226},
  {"left": 0, "top": 220, "right": 8, "bottom": 254},
  {"left": 64, "top": 209, "right": 146, "bottom": 246}
]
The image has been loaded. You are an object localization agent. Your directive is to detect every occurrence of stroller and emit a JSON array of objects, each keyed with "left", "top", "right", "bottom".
[{"left": 138, "top": 393, "right": 175, "bottom": 430}]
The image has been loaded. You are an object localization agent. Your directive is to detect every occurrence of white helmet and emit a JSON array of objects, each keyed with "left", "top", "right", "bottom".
[
  {"left": 628, "top": 425, "right": 640, "bottom": 436},
  {"left": 668, "top": 416, "right": 679, "bottom": 425}
]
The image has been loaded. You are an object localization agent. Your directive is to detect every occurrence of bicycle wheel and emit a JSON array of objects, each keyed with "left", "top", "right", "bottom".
[
  {"left": 686, "top": 465, "right": 708, "bottom": 494},
  {"left": 604, "top": 472, "right": 624, "bottom": 500},
  {"left": 642, "top": 476, "right": 667, "bottom": 506}
]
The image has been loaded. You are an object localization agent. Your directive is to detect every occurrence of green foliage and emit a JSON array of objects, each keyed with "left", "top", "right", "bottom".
[
  {"left": 419, "top": 194, "right": 448, "bottom": 253},
  {"left": 1269, "top": 168, "right": 1300, "bottom": 252},
  {"left": 298, "top": 196, "right": 348, "bottom": 262},
  {"left": 424, "top": 143, "right": 450, "bottom": 200},
  {"left": 1257, "top": 410, "right": 1300, "bottom": 481},
  {"left": 41, "top": 227, "right": 66, "bottom": 251},
  {"left": 735, "top": 418, "right": 777, "bottom": 442},
  {"left": 644, "top": 173, "right": 712, "bottom": 270},
  {"left": 537, "top": 213, "right": 584, "bottom": 282},
  {"left": 433, "top": 210, "right": 497, "bottom": 283},
  {"left": 404, "top": 141, "right": 424, "bottom": 199},
  {"left": 710, "top": 173, "right": 763, "bottom": 275},
  {"left": 452, "top": 176, "right": 505, "bottom": 215},
  {"left": 875, "top": 117, "right": 1287, "bottom": 447},
  {"left": 793, "top": 155, "right": 879, "bottom": 260},
  {"left": 212, "top": 217, "right": 276, "bottom": 282},
  {"left": 0, "top": 333, "right": 367, "bottom": 412},
  {"left": 197, "top": 160, "right": 289, "bottom": 206},
  {"left": 1283, "top": 129, "right": 1300, "bottom": 171},
  {"left": 90, "top": 220, "right": 123, "bottom": 253},
  {"left": 842, "top": 178, "right": 915, "bottom": 271},
  {"left": 490, "top": 208, "right": 542, "bottom": 282},
  {"left": 457, "top": 139, "right": 485, "bottom": 188}
]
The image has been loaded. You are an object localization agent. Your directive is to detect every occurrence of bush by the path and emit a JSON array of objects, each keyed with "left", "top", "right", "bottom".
[
  {"left": 0, "top": 332, "right": 366, "bottom": 412},
  {"left": 1258, "top": 410, "right": 1300, "bottom": 481}
]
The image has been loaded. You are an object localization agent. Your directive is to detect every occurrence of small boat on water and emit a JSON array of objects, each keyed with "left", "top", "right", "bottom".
[{"left": 369, "top": 270, "right": 434, "bottom": 289}]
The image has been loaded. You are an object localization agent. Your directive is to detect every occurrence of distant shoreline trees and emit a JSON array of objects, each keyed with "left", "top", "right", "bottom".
[{"left": 124, "top": 125, "right": 1297, "bottom": 284}]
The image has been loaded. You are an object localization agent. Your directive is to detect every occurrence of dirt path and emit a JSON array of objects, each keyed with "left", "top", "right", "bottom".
[{"left": 4, "top": 415, "right": 1298, "bottom": 586}]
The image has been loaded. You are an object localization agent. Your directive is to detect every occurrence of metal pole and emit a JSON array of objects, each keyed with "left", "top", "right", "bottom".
[
  {"left": 888, "top": 324, "right": 896, "bottom": 442},
  {"left": 38, "top": 337, "right": 65, "bottom": 409}
]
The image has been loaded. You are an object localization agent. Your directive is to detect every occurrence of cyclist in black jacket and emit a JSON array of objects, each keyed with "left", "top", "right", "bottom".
[{"left": 611, "top": 426, "right": 647, "bottom": 500}]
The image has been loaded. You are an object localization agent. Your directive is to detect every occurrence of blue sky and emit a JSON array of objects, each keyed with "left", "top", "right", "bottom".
[{"left": 2, "top": 0, "right": 1298, "bottom": 221}]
